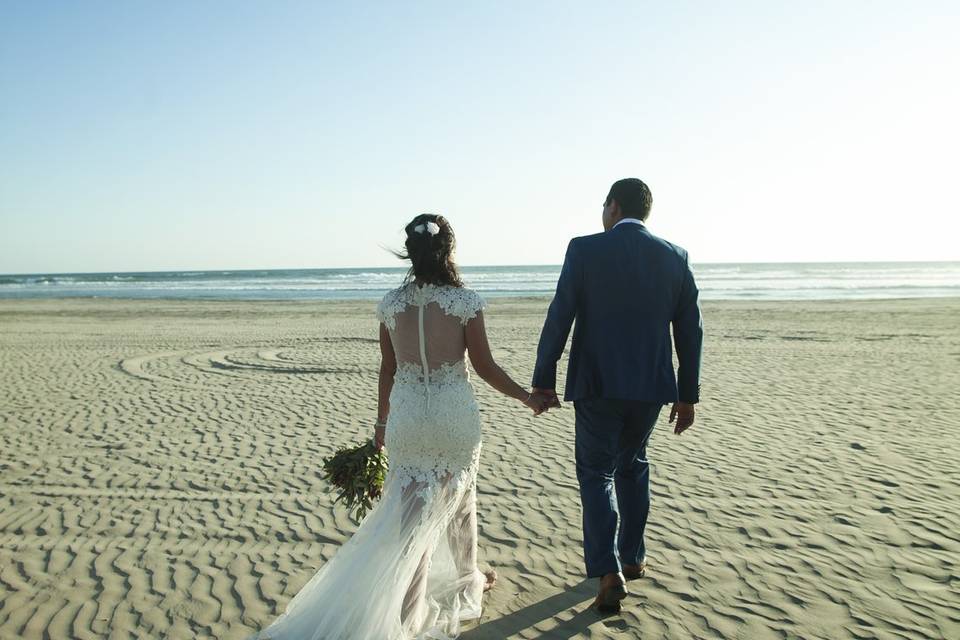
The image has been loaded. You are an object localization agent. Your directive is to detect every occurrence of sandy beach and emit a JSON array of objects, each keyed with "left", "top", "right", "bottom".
[{"left": 0, "top": 296, "right": 957, "bottom": 640}]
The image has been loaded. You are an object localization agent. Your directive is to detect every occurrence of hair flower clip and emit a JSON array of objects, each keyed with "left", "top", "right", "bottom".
[{"left": 413, "top": 222, "right": 441, "bottom": 236}]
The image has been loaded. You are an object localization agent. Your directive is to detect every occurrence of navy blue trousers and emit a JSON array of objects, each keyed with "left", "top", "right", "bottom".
[{"left": 574, "top": 398, "right": 662, "bottom": 578}]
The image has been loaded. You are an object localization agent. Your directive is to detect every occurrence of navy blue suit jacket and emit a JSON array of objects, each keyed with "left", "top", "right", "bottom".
[{"left": 532, "top": 222, "right": 703, "bottom": 404}]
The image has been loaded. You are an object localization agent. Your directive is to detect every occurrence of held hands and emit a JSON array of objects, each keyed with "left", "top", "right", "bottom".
[
  {"left": 522, "top": 393, "right": 550, "bottom": 415},
  {"left": 523, "top": 388, "right": 563, "bottom": 416}
]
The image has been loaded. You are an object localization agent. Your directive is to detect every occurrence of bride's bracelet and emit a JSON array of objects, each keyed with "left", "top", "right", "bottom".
[{"left": 374, "top": 420, "right": 386, "bottom": 429}]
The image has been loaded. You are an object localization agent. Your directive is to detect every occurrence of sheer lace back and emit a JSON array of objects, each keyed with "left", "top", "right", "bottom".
[{"left": 377, "top": 283, "right": 485, "bottom": 387}]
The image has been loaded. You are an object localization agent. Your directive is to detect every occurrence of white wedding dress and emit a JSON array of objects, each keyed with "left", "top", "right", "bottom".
[{"left": 254, "top": 283, "right": 488, "bottom": 640}]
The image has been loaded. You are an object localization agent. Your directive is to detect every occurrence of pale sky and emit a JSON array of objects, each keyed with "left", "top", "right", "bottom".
[{"left": 1, "top": 1, "right": 958, "bottom": 274}]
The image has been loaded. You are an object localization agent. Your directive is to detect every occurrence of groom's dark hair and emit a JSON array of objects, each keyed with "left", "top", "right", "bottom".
[{"left": 606, "top": 178, "right": 652, "bottom": 220}]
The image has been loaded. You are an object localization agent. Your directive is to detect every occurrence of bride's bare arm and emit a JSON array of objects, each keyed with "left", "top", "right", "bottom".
[
  {"left": 465, "top": 311, "right": 543, "bottom": 412},
  {"left": 376, "top": 323, "right": 396, "bottom": 448}
]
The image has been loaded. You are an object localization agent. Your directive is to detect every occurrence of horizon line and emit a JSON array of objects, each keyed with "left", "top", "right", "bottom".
[{"left": 2, "top": 259, "right": 959, "bottom": 278}]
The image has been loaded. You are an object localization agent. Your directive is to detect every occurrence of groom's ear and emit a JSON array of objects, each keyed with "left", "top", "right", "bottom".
[{"left": 607, "top": 198, "right": 623, "bottom": 224}]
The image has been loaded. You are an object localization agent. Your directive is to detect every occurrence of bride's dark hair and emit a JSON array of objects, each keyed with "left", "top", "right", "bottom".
[{"left": 394, "top": 214, "right": 463, "bottom": 287}]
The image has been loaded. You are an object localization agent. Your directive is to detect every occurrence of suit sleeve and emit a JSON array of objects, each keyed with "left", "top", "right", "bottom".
[
  {"left": 672, "top": 252, "right": 703, "bottom": 403},
  {"left": 532, "top": 240, "right": 580, "bottom": 390}
]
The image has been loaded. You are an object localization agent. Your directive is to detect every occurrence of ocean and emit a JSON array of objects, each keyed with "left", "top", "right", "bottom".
[{"left": 1, "top": 262, "right": 958, "bottom": 301}]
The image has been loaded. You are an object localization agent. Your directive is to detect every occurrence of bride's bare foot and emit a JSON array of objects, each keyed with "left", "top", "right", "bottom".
[{"left": 483, "top": 570, "right": 497, "bottom": 593}]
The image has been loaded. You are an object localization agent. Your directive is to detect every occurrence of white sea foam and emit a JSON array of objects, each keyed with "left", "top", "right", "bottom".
[{"left": 1, "top": 263, "right": 958, "bottom": 301}]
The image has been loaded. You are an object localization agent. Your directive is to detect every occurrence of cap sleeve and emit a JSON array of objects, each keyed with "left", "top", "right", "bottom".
[
  {"left": 456, "top": 288, "right": 485, "bottom": 325},
  {"left": 376, "top": 288, "right": 405, "bottom": 330}
]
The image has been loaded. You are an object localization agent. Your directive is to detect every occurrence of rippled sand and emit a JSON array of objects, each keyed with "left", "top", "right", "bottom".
[{"left": 1, "top": 297, "right": 958, "bottom": 639}]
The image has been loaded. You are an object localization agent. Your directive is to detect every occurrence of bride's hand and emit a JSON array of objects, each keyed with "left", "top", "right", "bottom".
[
  {"left": 523, "top": 391, "right": 548, "bottom": 415},
  {"left": 374, "top": 424, "right": 386, "bottom": 450}
]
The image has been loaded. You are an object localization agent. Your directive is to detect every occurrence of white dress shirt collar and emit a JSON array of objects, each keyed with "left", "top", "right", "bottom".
[{"left": 612, "top": 218, "right": 645, "bottom": 229}]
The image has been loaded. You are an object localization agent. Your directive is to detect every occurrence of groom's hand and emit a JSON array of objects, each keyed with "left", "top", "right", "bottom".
[
  {"left": 669, "top": 402, "right": 695, "bottom": 435},
  {"left": 533, "top": 388, "right": 562, "bottom": 410}
]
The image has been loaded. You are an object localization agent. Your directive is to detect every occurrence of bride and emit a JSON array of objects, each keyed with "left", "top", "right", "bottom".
[{"left": 253, "top": 214, "right": 549, "bottom": 639}]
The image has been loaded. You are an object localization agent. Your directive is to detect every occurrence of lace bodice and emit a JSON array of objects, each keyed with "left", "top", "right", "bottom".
[
  {"left": 377, "top": 284, "right": 485, "bottom": 390},
  {"left": 394, "top": 361, "right": 469, "bottom": 387}
]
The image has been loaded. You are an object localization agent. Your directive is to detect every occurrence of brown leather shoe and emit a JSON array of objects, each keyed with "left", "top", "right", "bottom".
[
  {"left": 622, "top": 560, "right": 647, "bottom": 580},
  {"left": 592, "top": 572, "right": 628, "bottom": 613}
]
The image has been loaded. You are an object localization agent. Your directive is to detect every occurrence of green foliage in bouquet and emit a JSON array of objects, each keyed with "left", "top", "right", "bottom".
[{"left": 321, "top": 440, "right": 389, "bottom": 522}]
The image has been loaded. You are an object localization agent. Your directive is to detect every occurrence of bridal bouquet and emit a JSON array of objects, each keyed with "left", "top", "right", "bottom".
[{"left": 321, "top": 440, "right": 389, "bottom": 521}]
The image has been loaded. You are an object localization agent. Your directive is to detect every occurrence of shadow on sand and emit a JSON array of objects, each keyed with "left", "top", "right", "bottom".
[{"left": 460, "top": 579, "right": 628, "bottom": 639}]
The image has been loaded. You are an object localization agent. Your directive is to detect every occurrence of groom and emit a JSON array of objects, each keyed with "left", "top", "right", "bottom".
[{"left": 532, "top": 178, "right": 703, "bottom": 612}]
